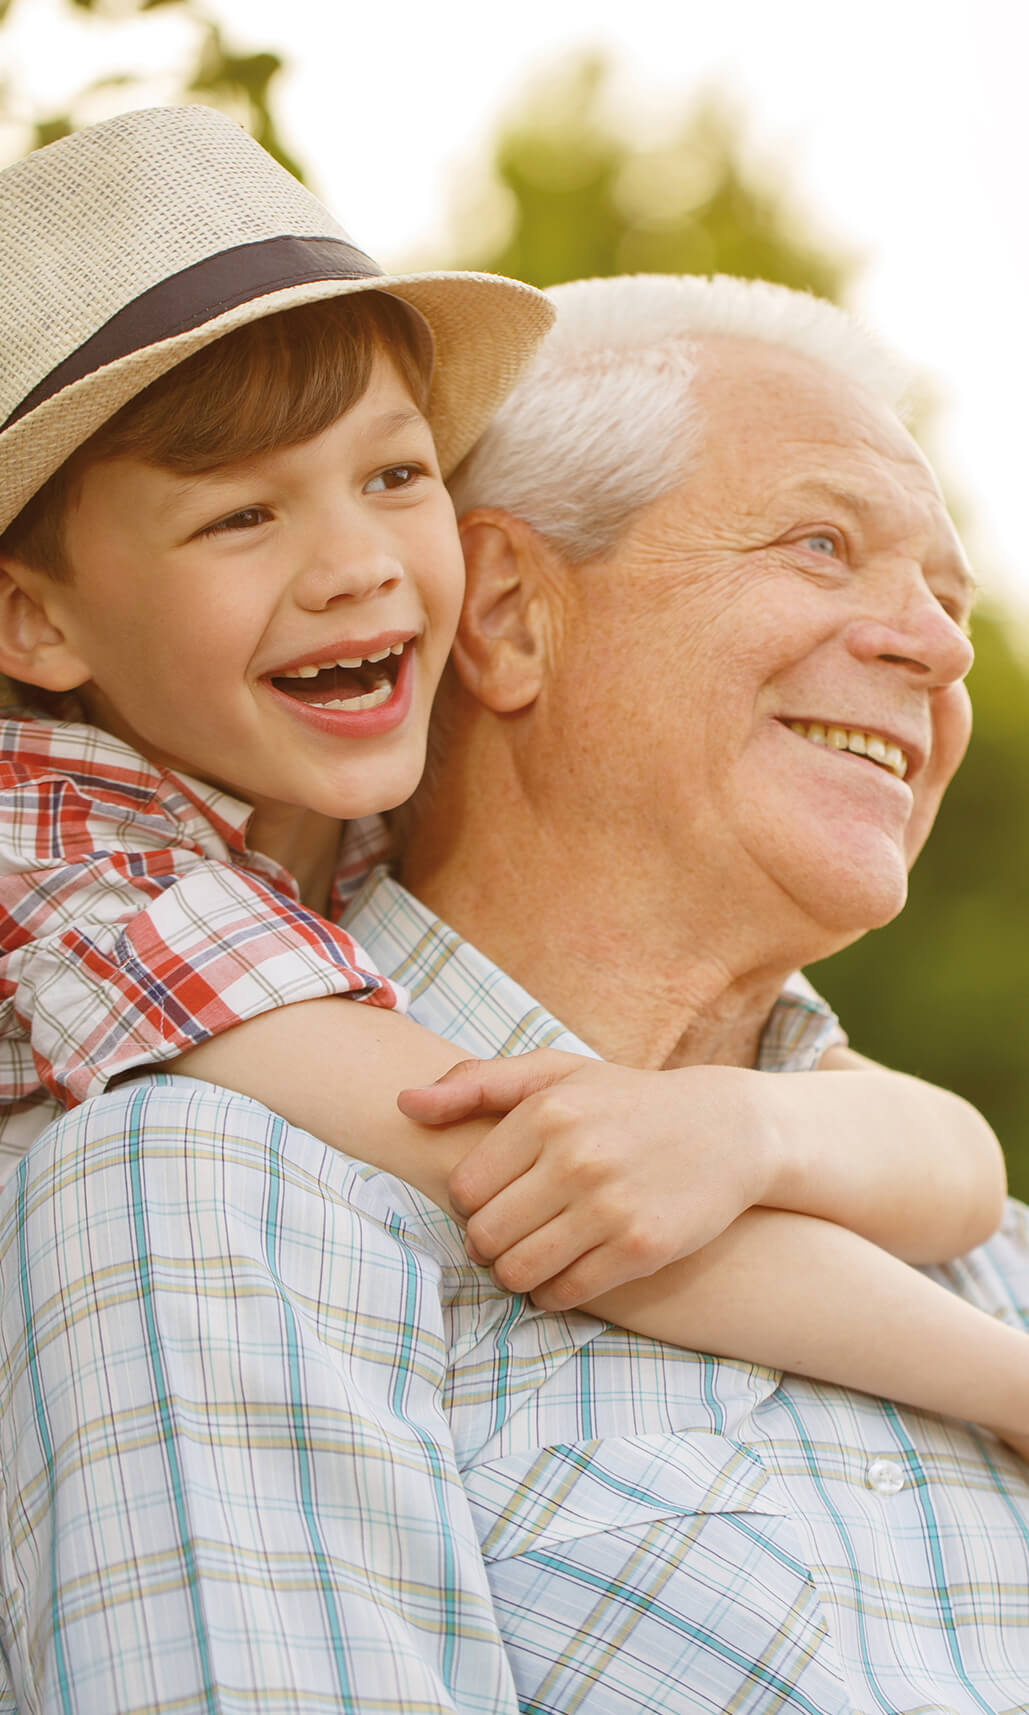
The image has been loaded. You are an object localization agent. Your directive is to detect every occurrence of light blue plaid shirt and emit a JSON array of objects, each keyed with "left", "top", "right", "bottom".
[
  {"left": 351, "top": 870, "right": 1029, "bottom": 1715},
  {"left": 1, "top": 866, "right": 1028, "bottom": 1712}
]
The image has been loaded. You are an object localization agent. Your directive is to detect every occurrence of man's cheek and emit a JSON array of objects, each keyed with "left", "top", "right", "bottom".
[
  {"left": 937, "top": 681, "right": 974, "bottom": 780},
  {"left": 905, "top": 685, "right": 973, "bottom": 866},
  {"left": 926, "top": 683, "right": 973, "bottom": 814}
]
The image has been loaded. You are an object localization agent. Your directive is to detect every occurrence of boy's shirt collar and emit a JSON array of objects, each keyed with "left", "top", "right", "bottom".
[{"left": 0, "top": 706, "right": 389, "bottom": 908}]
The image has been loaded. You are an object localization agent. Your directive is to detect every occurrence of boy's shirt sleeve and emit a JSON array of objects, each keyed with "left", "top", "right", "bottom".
[{"left": 0, "top": 722, "right": 402, "bottom": 1113}]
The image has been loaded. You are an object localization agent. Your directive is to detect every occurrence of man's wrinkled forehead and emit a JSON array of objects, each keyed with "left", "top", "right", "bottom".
[
  {"left": 773, "top": 472, "right": 975, "bottom": 608},
  {"left": 688, "top": 339, "right": 976, "bottom": 599}
]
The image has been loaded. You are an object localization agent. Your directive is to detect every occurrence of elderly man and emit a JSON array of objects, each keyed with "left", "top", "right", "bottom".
[{"left": 2, "top": 275, "right": 1028, "bottom": 1715}]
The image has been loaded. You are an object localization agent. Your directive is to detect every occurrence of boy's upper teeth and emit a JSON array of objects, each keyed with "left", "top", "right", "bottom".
[
  {"left": 788, "top": 720, "right": 909, "bottom": 779},
  {"left": 281, "top": 642, "right": 405, "bottom": 678}
]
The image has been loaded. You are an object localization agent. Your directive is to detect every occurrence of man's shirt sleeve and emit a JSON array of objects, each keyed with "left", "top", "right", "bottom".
[{"left": 0, "top": 762, "right": 400, "bottom": 1112}]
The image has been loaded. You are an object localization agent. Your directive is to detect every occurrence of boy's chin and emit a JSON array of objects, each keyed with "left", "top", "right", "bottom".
[{"left": 324, "top": 761, "right": 427, "bottom": 823}]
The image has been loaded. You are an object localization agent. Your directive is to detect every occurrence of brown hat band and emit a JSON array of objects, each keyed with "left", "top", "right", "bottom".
[{"left": 4, "top": 233, "right": 382, "bottom": 431}]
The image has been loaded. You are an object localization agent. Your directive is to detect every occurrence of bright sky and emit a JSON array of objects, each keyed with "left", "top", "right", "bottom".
[{"left": 5, "top": 0, "right": 1028, "bottom": 618}]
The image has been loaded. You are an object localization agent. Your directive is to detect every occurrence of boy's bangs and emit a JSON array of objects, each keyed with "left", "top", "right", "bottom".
[
  {"left": 90, "top": 293, "right": 433, "bottom": 473},
  {"left": 0, "top": 293, "right": 432, "bottom": 582}
]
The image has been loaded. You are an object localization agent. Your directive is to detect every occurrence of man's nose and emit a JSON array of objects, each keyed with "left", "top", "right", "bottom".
[
  {"left": 845, "top": 577, "right": 974, "bottom": 688},
  {"left": 293, "top": 514, "right": 404, "bottom": 611}
]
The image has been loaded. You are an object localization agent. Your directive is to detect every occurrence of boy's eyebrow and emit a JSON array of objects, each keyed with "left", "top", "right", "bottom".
[
  {"left": 369, "top": 407, "right": 430, "bottom": 437},
  {"left": 150, "top": 406, "right": 432, "bottom": 521}
]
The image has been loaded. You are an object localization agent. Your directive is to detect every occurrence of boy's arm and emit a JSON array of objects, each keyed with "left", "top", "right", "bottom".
[
  {"left": 584, "top": 1207, "right": 1029, "bottom": 1460},
  {"left": 751, "top": 1043, "right": 1005, "bottom": 1261},
  {"left": 174, "top": 1000, "right": 1029, "bottom": 1459},
  {"left": 402, "top": 1044, "right": 1005, "bottom": 1301},
  {"left": 173, "top": 994, "right": 1004, "bottom": 1286}
]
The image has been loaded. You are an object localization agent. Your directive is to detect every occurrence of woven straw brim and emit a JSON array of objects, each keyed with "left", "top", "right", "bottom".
[{"left": 0, "top": 269, "right": 553, "bottom": 533}]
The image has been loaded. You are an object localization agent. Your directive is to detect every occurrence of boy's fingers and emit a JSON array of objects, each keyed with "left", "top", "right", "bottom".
[
  {"left": 397, "top": 1059, "right": 495, "bottom": 1123},
  {"left": 398, "top": 1049, "right": 589, "bottom": 1124},
  {"left": 448, "top": 1122, "right": 544, "bottom": 1218},
  {"left": 457, "top": 1138, "right": 571, "bottom": 1239},
  {"left": 480, "top": 1209, "right": 601, "bottom": 1297},
  {"left": 528, "top": 1240, "right": 650, "bottom": 1312}
]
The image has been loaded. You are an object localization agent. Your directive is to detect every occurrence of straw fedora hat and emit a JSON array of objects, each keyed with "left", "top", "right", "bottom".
[{"left": 0, "top": 104, "right": 555, "bottom": 535}]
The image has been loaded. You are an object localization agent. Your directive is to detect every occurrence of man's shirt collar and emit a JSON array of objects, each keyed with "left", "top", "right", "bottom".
[{"left": 345, "top": 867, "right": 841, "bottom": 1072}]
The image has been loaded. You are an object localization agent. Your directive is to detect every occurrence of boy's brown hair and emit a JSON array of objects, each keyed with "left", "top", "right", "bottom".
[{"left": 0, "top": 292, "right": 432, "bottom": 583}]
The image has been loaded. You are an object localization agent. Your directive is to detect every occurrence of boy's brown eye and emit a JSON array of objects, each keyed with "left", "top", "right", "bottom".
[
  {"left": 203, "top": 507, "right": 268, "bottom": 536},
  {"left": 365, "top": 465, "right": 420, "bottom": 493}
]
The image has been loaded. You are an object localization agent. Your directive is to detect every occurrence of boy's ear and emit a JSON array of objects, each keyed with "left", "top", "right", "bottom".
[
  {"left": 453, "top": 509, "right": 558, "bottom": 713},
  {"left": 0, "top": 560, "right": 91, "bottom": 692}
]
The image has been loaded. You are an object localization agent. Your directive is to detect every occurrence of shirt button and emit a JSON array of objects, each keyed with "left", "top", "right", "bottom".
[{"left": 866, "top": 1458, "right": 905, "bottom": 1494}]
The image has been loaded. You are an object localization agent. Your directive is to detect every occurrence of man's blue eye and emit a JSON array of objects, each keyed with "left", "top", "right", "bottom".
[{"left": 803, "top": 533, "right": 837, "bottom": 556}]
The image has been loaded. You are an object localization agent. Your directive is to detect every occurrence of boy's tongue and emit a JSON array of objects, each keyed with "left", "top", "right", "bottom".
[{"left": 273, "top": 662, "right": 391, "bottom": 707}]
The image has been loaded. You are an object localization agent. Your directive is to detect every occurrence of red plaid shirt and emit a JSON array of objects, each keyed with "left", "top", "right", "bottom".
[{"left": 0, "top": 711, "right": 401, "bottom": 1184}]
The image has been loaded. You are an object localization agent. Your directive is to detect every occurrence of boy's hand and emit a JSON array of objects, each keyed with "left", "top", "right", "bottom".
[{"left": 398, "top": 1052, "right": 779, "bottom": 1311}]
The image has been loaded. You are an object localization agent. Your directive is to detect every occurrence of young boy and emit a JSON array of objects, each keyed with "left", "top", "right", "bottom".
[{"left": 0, "top": 104, "right": 1024, "bottom": 1476}]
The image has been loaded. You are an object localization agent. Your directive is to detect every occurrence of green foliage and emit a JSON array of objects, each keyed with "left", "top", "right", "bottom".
[
  {"left": 811, "top": 608, "right": 1029, "bottom": 1194},
  {"left": 0, "top": 0, "right": 303, "bottom": 177},
  {"left": 455, "top": 56, "right": 849, "bottom": 299},
  {"left": 453, "top": 53, "right": 1029, "bottom": 1186}
]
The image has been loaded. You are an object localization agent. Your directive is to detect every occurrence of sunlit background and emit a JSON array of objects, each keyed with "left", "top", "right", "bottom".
[{"left": 3, "top": 0, "right": 1028, "bottom": 1185}]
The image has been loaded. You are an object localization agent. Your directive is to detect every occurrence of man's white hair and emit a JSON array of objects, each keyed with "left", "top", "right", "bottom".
[{"left": 448, "top": 274, "right": 915, "bottom": 562}]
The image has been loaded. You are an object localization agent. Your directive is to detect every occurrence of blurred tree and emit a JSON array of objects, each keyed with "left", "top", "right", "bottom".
[
  {"left": 452, "top": 55, "right": 849, "bottom": 298},
  {"left": 809, "top": 606, "right": 1029, "bottom": 1189},
  {"left": 0, "top": 0, "right": 302, "bottom": 175},
  {"left": 451, "top": 54, "right": 1029, "bottom": 1193}
]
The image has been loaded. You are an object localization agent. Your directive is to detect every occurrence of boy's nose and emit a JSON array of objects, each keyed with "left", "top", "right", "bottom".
[{"left": 294, "top": 525, "right": 404, "bottom": 610}]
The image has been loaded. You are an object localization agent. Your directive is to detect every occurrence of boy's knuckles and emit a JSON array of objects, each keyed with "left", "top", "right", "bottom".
[
  {"left": 465, "top": 1213, "right": 502, "bottom": 1260},
  {"left": 492, "top": 1251, "right": 540, "bottom": 1294},
  {"left": 530, "top": 1272, "right": 585, "bottom": 1311},
  {"left": 448, "top": 1168, "right": 481, "bottom": 1215},
  {"left": 531, "top": 1088, "right": 586, "bottom": 1134},
  {"left": 614, "top": 1222, "right": 664, "bottom": 1271}
]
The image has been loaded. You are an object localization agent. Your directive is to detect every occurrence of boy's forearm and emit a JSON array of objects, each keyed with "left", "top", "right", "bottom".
[
  {"left": 171, "top": 997, "right": 490, "bottom": 1213},
  {"left": 583, "top": 1207, "right": 1029, "bottom": 1445},
  {"left": 757, "top": 1051, "right": 1006, "bottom": 1263}
]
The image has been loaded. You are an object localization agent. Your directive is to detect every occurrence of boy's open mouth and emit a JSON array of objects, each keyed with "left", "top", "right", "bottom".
[{"left": 269, "top": 642, "right": 407, "bottom": 712}]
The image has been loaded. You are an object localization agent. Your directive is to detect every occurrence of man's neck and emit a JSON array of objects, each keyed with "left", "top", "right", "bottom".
[{"left": 400, "top": 817, "right": 794, "bottom": 1072}]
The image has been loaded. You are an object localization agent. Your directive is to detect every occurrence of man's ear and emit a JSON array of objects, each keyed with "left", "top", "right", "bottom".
[
  {"left": 0, "top": 560, "right": 91, "bottom": 692},
  {"left": 454, "top": 509, "right": 557, "bottom": 713}
]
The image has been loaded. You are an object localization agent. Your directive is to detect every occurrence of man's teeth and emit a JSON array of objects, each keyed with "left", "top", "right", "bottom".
[
  {"left": 281, "top": 642, "right": 405, "bottom": 679},
  {"left": 788, "top": 720, "right": 908, "bottom": 779}
]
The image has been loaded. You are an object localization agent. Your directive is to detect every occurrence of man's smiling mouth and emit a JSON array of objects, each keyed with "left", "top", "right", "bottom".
[
  {"left": 784, "top": 719, "right": 909, "bottom": 780},
  {"left": 269, "top": 642, "right": 407, "bottom": 711}
]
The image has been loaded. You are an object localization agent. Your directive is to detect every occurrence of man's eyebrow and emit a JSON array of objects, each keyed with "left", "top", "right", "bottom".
[
  {"left": 780, "top": 477, "right": 979, "bottom": 594},
  {"left": 778, "top": 480, "right": 876, "bottom": 517}
]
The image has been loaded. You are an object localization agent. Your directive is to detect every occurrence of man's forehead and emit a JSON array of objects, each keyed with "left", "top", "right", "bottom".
[{"left": 696, "top": 344, "right": 964, "bottom": 518}]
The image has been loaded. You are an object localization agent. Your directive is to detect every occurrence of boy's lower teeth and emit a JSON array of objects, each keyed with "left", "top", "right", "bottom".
[{"left": 311, "top": 680, "right": 393, "bottom": 712}]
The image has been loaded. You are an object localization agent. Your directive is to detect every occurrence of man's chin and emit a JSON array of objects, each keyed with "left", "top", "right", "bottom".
[{"left": 770, "top": 839, "right": 910, "bottom": 954}]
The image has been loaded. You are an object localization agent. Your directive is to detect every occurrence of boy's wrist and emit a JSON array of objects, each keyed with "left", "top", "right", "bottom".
[{"left": 749, "top": 1073, "right": 803, "bottom": 1215}]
